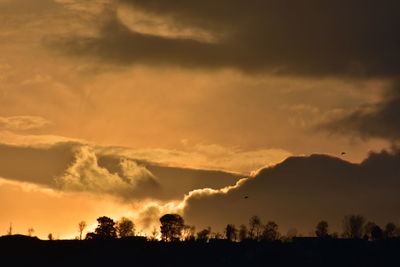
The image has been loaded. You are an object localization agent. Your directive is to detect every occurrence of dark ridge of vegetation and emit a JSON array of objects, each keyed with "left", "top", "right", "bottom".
[{"left": 2, "top": 214, "right": 400, "bottom": 266}]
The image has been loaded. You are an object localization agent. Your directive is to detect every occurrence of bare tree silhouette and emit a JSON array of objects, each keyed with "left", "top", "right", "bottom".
[
  {"left": 78, "top": 221, "right": 87, "bottom": 240},
  {"left": 225, "top": 224, "right": 237, "bottom": 242},
  {"left": 261, "top": 221, "right": 279, "bottom": 242},
  {"left": 249, "top": 216, "right": 262, "bottom": 240},
  {"left": 342, "top": 215, "right": 366, "bottom": 239}
]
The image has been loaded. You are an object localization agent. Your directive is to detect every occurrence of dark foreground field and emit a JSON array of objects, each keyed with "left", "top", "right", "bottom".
[{"left": 1, "top": 235, "right": 399, "bottom": 267}]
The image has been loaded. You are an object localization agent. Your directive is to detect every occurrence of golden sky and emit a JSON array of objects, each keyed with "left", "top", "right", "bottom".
[{"left": 0, "top": 0, "right": 399, "bottom": 238}]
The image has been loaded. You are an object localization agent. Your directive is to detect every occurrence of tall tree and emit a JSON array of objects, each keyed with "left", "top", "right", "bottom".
[
  {"left": 159, "top": 214, "right": 185, "bottom": 242},
  {"left": 315, "top": 220, "right": 329, "bottom": 238},
  {"left": 371, "top": 225, "right": 383, "bottom": 241},
  {"left": 95, "top": 216, "right": 117, "bottom": 239},
  {"left": 342, "top": 215, "right": 366, "bottom": 239},
  {"left": 238, "top": 224, "right": 248, "bottom": 241},
  {"left": 116, "top": 217, "right": 135, "bottom": 238},
  {"left": 249, "top": 216, "right": 262, "bottom": 240},
  {"left": 261, "top": 221, "right": 279, "bottom": 242},
  {"left": 78, "top": 221, "right": 87, "bottom": 240},
  {"left": 364, "top": 221, "right": 378, "bottom": 240},
  {"left": 225, "top": 224, "right": 238, "bottom": 242}
]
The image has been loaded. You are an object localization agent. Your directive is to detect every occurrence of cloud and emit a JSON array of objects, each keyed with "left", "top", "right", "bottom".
[
  {"left": 0, "top": 141, "right": 242, "bottom": 201},
  {"left": 0, "top": 116, "right": 52, "bottom": 131},
  {"left": 49, "top": 0, "right": 400, "bottom": 77},
  {"left": 319, "top": 81, "right": 400, "bottom": 142},
  {"left": 97, "top": 143, "right": 291, "bottom": 174},
  {"left": 0, "top": 142, "right": 160, "bottom": 199},
  {"left": 46, "top": 1, "right": 400, "bottom": 143},
  {"left": 182, "top": 150, "right": 400, "bottom": 234},
  {"left": 54, "top": 145, "right": 160, "bottom": 200}
]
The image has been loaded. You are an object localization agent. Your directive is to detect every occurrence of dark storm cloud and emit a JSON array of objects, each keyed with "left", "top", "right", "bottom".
[
  {"left": 320, "top": 82, "right": 400, "bottom": 141},
  {"left": 52, "top": 0, "right": 400, "bottom": 76},
  {"left": 183, "top": 150, "right": 400, "bottom": 234}
]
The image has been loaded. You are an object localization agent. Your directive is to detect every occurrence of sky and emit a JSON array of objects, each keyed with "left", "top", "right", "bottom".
[{"left": 0, "top": 0, "right": 399, "bottom": 239}]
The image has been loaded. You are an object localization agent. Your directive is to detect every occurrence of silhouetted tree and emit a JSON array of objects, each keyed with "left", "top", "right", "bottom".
[
  {"left": 384, "top": 222, "right": 396, "bottom": 239},
  {"left": 342, "top": 215, "right": 366, "bottom": 239},
  {"left": 28, "top": 227, "right": 34, "bottom": 237},
  {"left": 261, "top": 221, "right": 279, "bottom": 242},
  {"left": 315, "top": 220, "right": 329, "bottom": 238},
  {"left": 239, "top": 224, "right": 248, "bottom": 241},
  {"left": 78, "top": 221, "right": 87, "bottom": 240},
  {"left": 225, "top": 224, "right": 237, "bottom": 241},
  {"left": 94, "top": 216, "right": 117, "bottom": 239},
  {"left": 48, "top": 233, "right": 53, "bottom": 240},
  {"left": 364, "top": 221, "right": 377, "bottom": 240},
  {"left": 148, "top": 227, "right": 159, "bottom": 241},
  {"left": 249, "top": 216, "right": 262, "bottom": 240},
  {"left": 7, "top": 223, "right": 12, "bottom": 236},
  {"left": 159, "top": 214, "right": 185, "bottom": 242},
  {"left": 182, "top": 225, "right": 196, "bottom": 241},
  {"left": 197, "top": 227, "right": 211, "bottom": 242},
  {"left": 116, "top": 217, "right": 135, "bottom": 238},
  {"left": 371, "top": 225, "right": 383, "bottom": 241}
]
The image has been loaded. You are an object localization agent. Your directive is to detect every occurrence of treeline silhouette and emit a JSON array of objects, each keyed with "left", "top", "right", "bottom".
[
  {"left": 77, "top": 213, "right": 400, "bottom": 242},
  {"left": 4, "top": 213, "right": 400, "bottom": 242},
  {"left": 1, "top": 214, "right": 400, "bottom": 266}
]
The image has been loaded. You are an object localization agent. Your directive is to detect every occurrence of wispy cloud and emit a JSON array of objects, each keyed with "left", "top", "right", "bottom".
[{"left": 0, "top": 116, "right": 52, "bottom": 131}]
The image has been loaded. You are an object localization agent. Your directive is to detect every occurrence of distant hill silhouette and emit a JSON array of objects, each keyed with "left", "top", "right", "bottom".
[{"left": 0, "top": 234, "right": 40, "bottom": 242}]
